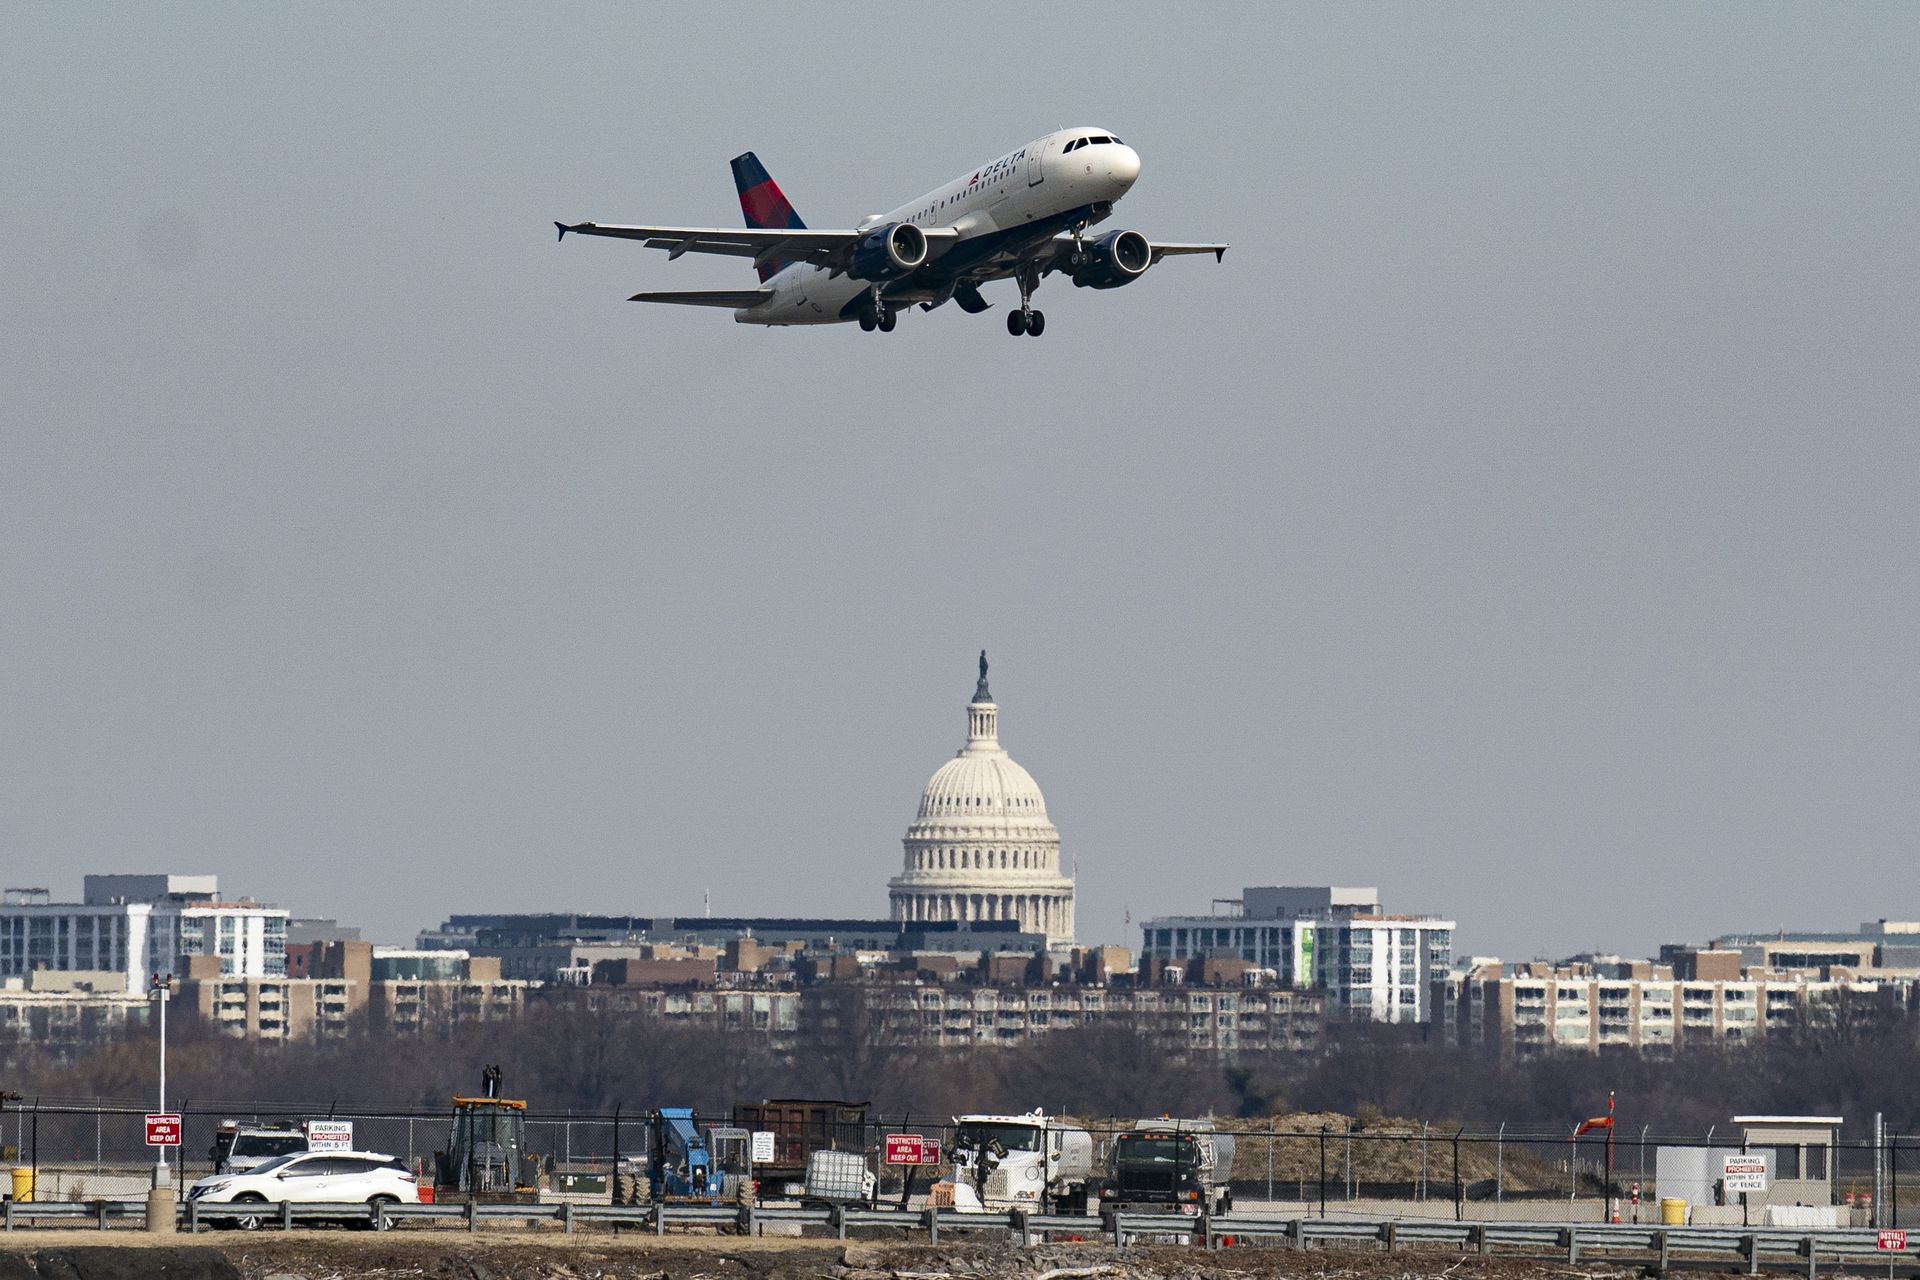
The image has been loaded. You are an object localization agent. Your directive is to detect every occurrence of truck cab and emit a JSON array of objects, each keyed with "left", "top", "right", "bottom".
[
  {"left": 1098, "top": 1119, "right": 1235, "bottom": 1215},
  {"left": 944, "top": 1110, "right": 1092, "bottom": 1214},
  {"left": 210, "top": 1122, "right": 309, "bottom": 1175}
]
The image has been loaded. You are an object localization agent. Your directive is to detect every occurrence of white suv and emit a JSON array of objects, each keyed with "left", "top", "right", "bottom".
[{"left": 187, "top": 1150, "right": 419, "bottom": 1228}]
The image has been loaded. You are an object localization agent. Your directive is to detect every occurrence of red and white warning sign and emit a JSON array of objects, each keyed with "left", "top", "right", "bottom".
[
  {"left": 144, "top": 1113, "right": 183, "bottom": 1147},
  {"left": 1878, "top": 1231, "right": 1907, "bottom": 1252},
  {"left": 883, "top": 1134, "right": 941, "bottom": 1166}
]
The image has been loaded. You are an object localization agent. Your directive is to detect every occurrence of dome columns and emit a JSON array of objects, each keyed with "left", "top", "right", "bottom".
[{"left": 886, "top": 659, "right": 1076, "bottom": 948}]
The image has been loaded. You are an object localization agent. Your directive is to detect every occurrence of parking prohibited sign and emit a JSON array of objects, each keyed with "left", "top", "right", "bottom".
[
  {"left": 305, "top": 1120, "right": 353, "bottom": 1151},
  {"left": 884, "top": 1134, "right": 941, "bottom": 1166},
  {"left": 145, "top": 1113, "right": 182, "bottom": 1147},
  {"left": 1721, "top": 1153, "right": 1768, "bottom": 1192}
]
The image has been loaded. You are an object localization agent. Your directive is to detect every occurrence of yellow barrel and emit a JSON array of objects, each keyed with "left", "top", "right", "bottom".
[
  {"left": 1660, "top": 1197, "right": 1686, "bottom": 1225},
  {"left": 9, "top": 1167, "right": 32, "bottom": 1203}
]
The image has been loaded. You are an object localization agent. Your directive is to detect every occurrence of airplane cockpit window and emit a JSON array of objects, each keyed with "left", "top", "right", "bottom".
[{"left": 1088, "top": 135, "right": 1113, "bottom": 146}]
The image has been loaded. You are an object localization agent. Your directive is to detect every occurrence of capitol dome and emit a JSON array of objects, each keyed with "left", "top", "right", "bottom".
[{"left": 888, "top": 654, "right": 1075, "bottom": 946}]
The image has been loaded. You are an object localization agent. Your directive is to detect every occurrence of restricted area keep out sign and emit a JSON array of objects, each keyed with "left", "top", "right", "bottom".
[
  {"left": 1880, "top": 1231, "right": 1908, "bottom": 1252},
  {"left": 884, "top": 1134, "right": 941, "bottom": 1166},
  {"left": 145, "top": 1113, "right": 183, "bottom": 1147}
]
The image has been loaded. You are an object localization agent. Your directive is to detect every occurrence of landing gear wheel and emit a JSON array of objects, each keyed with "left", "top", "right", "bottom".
[
  {"left": 877, "top": 307, "right": 897, "bottom": 332},
  {"left": 857, "top": 308, "right": 877, "bottom": 332},
  {"left": 1007, "top": 309, "right": 1028, "bottom": 336},
  {"left": 1025, "top": 309, "right": 1045, "bottom": 337}
]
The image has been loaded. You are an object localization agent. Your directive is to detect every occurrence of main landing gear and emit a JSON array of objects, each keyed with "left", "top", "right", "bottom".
[
  {"left": 857, "top": 289, "right": 897, "bottom": 333},
  {"left": 1006, "top": 264, "right": 1045, "bottom": 337}
]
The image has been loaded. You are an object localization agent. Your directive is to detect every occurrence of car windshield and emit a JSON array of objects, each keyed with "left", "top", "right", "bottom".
[
  {"left": 245, "top": 1155, "right": 301, "bottom": 1175},
  {"left": 954, "top": 1123, "right": 1043, "bottom": 1153}
]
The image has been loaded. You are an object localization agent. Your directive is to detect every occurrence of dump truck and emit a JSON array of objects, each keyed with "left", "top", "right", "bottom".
[
  {"left": 732, "top": 1099, "right": 869, "bottom": 1199},
  {"left": 937, "top": 1109, "right": 1094, "bottom": 1214},
  {"left": 1097, "top": 1118, "right": 1236, "bottom": 1216}
]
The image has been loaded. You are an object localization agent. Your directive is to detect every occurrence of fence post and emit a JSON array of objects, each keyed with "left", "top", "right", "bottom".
[
  {"left": 1384, "top": 1220, "right": 1397, "bottom": 1253},
  {"left": 561, "top": 1202, "right": 573, "bottom": 1234},
  {"left": 1565, "top": 1226, "right": 1579, "bottom": 1264},
  {"left": 1496, "top": 1122, "right": 1504, "bottom": 1205},
  {"left": 1266, "top": 1125, "right": 1272, "bottom": 1204},
  {"left": 1658, "top": 1229, "right": 1669, "bottom": 1273},
  {"left": 652, "top": 1202, "right": 664, "bottom": 1236},
  {"left": 1890, "top": 1131, "right": 1899, "bottom": 1228},
  {"left": 282, "top": 1200, "right": 294, "bottom": 1231},
  {"left": 96, "top": 1199, "right": 108, "bottom": 1231},
  {"left": 1318, "top": 1130, "right": 1328, "bottom": 1218},
  {"left": 467, "top": 1199, "right": 478, "bottom": 1233},
  {"left": 1473, "top": 1223, "right": 1488, "bottom": 1255},
  {"left": 1743, "top": 1233, "right": 1758, "bottom": 1275},
  {"left": 1454, "top": 1129, "right": 1463, "bottom": 1221},
  {"left": 1421, "top": 1122, "right": 1430, "bottom": 1202}
]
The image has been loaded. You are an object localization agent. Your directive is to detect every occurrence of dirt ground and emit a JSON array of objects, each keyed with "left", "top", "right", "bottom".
[{"left": 0, "top": 1232, "right": 1676, "bottom": 1280}]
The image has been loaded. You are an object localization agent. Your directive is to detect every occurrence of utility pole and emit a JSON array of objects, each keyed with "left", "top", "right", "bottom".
[
  {"left": 143, "top": 972, "right": 178, "bottom": 1235},
  {"left": 152, "top": 972, "right": 173, "bottom": 1188}
]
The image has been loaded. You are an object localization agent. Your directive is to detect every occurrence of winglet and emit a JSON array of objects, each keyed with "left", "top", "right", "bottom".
[
  {"left": 555, "top": 222, "right": 568, "bottom": 242},
  {"left": 1214, "top": 247, "right": 1227, "bottom": 262}
]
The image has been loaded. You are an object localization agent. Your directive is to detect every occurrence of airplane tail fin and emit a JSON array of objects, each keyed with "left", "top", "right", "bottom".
[{"left": 731, "top": 151, "right": 805, "bottom": 281}]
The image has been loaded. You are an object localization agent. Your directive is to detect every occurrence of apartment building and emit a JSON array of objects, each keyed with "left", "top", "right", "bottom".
[
  {"left": 1438, "top": 963, "right": 1916, "bottom": 1058},
  {"left": 0, "top": 876, "right": 289, "bottom": 992},
  {"left": 1140, "top": 886, "right": 1453, "bottom": 1023}
]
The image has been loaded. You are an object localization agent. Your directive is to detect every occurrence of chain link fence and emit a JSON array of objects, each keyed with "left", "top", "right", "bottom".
[{"left": 0, "top": 1099, "right": 1911, "bottom": 1229}]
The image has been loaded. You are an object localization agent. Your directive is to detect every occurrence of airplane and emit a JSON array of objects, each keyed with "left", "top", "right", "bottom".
[{"left": 554, "top": 128, "right": 1226, "bottom": 337}]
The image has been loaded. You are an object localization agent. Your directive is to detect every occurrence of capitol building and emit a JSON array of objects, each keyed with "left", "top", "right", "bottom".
[{"left": 888, "top": 655, "right": 1075, "bottom": 947}]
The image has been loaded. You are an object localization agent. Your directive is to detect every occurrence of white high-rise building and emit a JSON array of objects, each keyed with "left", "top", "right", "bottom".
[
  {"left": 888, "top": 654, "right": 1075, "bottom": 947},
  {"left": 0, "top": 876, "right": 289, "bottom": 993}
]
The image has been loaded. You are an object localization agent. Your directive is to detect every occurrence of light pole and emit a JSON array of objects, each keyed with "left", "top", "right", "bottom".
[{"left": 151, "top": 972, "right": 172, "bottom": 1188}]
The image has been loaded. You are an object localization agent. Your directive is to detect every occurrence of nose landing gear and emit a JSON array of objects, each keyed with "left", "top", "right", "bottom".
[{"left": 1007, "top": 265, "right": 1045, "bottom": 337}]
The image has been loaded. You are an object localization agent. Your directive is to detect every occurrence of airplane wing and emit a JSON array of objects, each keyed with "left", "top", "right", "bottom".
[
  {"left": 1030, "top": 237, "right": 1228, "bottom": 275},
  {"left": 628, "top": 289, "right": 771, "bottom": 308},
  {"left": 556, "top": 221, "right": 958, "bottom": 273},
  {"left": 1143, "top": 242, "right": 1229, "bottom": 263}
]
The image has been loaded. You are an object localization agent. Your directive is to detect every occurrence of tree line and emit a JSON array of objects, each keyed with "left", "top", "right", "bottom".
[{"left": 6, "top": 990, "right": 1917, "bottom": 1138}]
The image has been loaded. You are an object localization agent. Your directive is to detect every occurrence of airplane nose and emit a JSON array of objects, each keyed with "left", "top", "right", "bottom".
[{"left": 1109, "top": 145, "right": 1141, "bottom": 189}]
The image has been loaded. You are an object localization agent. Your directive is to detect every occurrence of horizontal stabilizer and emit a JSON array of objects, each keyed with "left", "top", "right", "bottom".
[{"left": 628, "top": 289, "right": 771, "bottom": 308}]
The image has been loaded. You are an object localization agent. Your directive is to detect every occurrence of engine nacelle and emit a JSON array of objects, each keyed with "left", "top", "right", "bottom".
[
  {"left": 849, "top": 222, "right": 928, "bottom": 281},
  {"left": 1071, "top": 229, "right": 1152, "bottom": 289}
]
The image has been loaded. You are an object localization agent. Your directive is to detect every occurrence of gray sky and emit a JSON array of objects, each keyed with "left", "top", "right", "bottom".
[{"left": 4, "top": 5, "right": 1915, "bottom": 959}]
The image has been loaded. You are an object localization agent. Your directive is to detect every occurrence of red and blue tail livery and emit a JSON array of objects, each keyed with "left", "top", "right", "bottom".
[
  {"left": 557, "top": 129, "right": 1226, "bottom": 334},
  {"left": 731, "top": 151, "right": 805, "bottom": 280}
]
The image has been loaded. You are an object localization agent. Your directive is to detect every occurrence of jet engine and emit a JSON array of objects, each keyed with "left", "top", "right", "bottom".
[
  {"left": 1071, "top": 229, "right": 1152, "bottom": 289},
  {"left": 849, "top": 222, "right": 929, "bottom": 281}
]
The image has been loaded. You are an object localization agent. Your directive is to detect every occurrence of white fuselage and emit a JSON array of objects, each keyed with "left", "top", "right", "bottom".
[{"left": 740, "top": 128, "right": 1141, "bottom": 324}]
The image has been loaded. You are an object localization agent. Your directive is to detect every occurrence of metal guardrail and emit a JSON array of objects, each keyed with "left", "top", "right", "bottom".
[{"left": 3, "top": 1199, "right": 1914, "bottom": 1274}]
